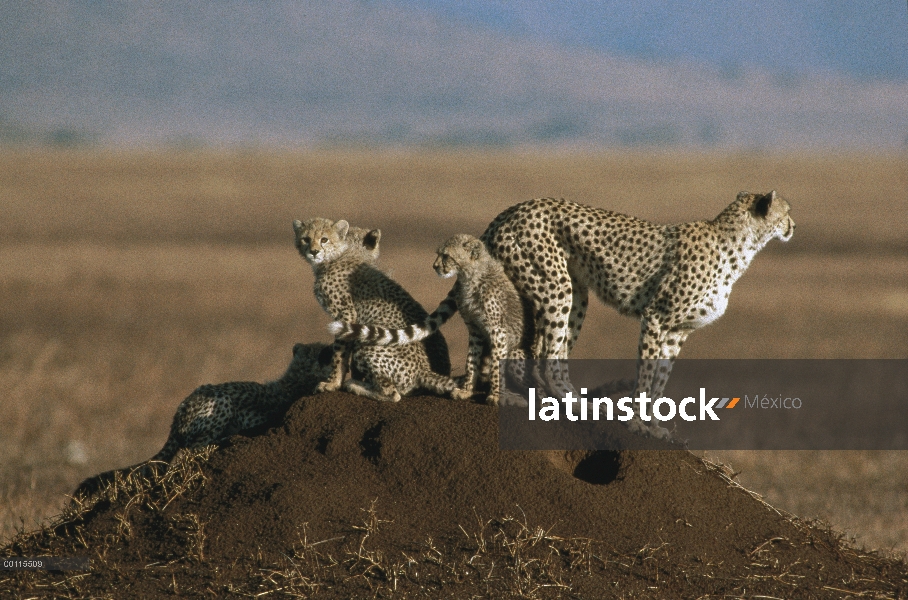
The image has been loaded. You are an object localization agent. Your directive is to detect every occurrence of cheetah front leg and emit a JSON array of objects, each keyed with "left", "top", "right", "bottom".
[
  {"left": 631, "top": 315, "right": 691, "bottom": 439},
  {"left": 635, "top": 316, "right": 691, "bottom": 398},
  {"left": 316, "top": 292, "right": 358, "bottom": 393},
  {"left": 317, "top": 339, "right": 352, "bottom": 393}
]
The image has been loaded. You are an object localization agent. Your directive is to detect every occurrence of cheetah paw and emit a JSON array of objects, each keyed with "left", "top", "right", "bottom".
[
  {"left": 499, "top": 390, "right": 529, "bottom": 408},
  {"left": 627, "top": 417, "right": 671, "bottom": 440},
  {"left": 450, "top": 387, "right": 474, "bottom": 401},
  {"left": 316, "top": 380, "right": 341, "bottom": 393},
  {"left": 589, "top": 378, "right": 635, "bottom": 397}
]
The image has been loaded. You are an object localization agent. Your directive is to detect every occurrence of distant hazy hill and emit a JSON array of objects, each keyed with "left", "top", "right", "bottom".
[
  {"left": 2, "top": 1, "right": 906, "bottom": 149},
  {"left": 406, "top": 0, "right": 908, "bottom": 82}
]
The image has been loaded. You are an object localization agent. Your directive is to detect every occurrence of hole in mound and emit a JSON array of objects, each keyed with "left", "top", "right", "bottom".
[
  {"left": 315, "top": 433, "right": 332, "bottom": 455},
  {"left": 360, "top": 422, "right": 384, "bottom": 464},
  {"left": 546, "top": 450, "right": 622, "bottom": 485},
  {"left": 573, "top": 451, "right": 621, "bottom": 485}
]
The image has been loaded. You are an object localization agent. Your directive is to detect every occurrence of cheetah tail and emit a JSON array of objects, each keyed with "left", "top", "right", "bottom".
[
  {"left": 328, "top": 292, "right": 459, "bottom": 346},
  {"left": 149, "top": 437, "right": 179, "bottom": 466},
  {"left": 327, "top": 320, "right": 435, "bottom": 345},
  {"left": 68, "top": 439, "right": 178, "bottom": 508},
  {"left": 69, "top": 460, "right": 160, "bottom": 507}
]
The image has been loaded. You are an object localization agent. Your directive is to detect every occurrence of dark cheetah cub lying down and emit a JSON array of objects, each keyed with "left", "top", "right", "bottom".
[
  {"left": 331, "top": 234, "right": 531, "bottom": 405},
  {"left": 293, "top": 217, "right": 458, "bottom": 402},
  {"left": 71, "top": 343, "right": 330, "bottom": 503}
]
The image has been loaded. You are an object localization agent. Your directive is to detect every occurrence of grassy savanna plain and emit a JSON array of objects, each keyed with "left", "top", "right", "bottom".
[{"left": 1, "top": 150, "right": 906, "bottom": 555}]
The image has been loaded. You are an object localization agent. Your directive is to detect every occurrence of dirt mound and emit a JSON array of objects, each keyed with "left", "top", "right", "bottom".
[{"left": 4, "top": 392, "right": 907, "bottom": 598}]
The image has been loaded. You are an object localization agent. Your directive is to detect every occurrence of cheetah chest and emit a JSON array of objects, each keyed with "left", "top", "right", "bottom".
[{"left": 685, "top": 279, "right": 733, "bottom": 328}]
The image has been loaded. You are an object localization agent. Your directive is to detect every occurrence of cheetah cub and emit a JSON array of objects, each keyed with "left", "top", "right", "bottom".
[
  {"left": 331, "top": 234, "right": 531, "bottom": 404},
  {"left": 293, "top": 217, "right": 458, "bottom": 402},
  {"left": 71, "top": 342, "right": 330, "bottom": 503}
]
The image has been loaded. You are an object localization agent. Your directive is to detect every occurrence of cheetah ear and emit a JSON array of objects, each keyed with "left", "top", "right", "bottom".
[
  {"left": 334, "top": 220, "right": 350, "bottom": 239},
  {"left": 467, "top": 238, "right": 483, "bottom": 260},
  {"left": 362, "top": 229, "right": 381, "bottom": 251},
  {"left": 317, "top": 344, "right": 334, "bottom": 366},
  {"left": 292, "top": 342, "right": 303, "bottom": 356},
  {"left": 753, "top": 191, "right": 774, "bottom": 218},
  {"left": 292, "top": 219, "right": 303, "bottom": 234}
]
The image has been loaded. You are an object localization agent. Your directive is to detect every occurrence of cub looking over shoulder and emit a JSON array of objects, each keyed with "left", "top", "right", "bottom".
[{"left": 293, "top": 217, "right": 458, "bottom": 402}]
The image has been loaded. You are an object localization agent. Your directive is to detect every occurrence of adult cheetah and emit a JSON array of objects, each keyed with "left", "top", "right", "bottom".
[
  {"left": 71, "top": 342, "right": 330, "bottom": 503},
  {"left": 293, "top": 217, "right": 458, "bottom": 402},
  {"left": 330, "top": 233, "right": 533, "bottom": 404},
  {"left": 484, "top": 191, "right": 794, "bottom": 400}
]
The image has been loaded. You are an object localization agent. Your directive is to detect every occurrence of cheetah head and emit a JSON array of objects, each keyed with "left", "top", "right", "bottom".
[
  {"left": 434, "top": 233, "right": 485, "bottom": 279},
  {"left": 292, "top": 218, "right": 351, "bottom": 265},
  {"left": 740, "top": 190, "right": 795, "bottom": 243},
  {"left": 284, "top": 342, "right": 333, "bottom": 395},
  {"left": 291, "top": 342, "right": 334, "bottom": 370}
]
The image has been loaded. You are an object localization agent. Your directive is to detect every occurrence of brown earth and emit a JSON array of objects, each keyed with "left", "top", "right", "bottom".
[{"left": 3, "top": 391, "right": 906, "bottom": 599}]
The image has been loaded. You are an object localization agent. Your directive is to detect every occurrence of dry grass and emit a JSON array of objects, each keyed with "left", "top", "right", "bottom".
[
  {"left": 248, "top": 500, "right": 599, "bottom": 598},
  {"left": 1, "top": 149, "right": 906, "bottom": 554},
  {"left": 706, "top": 450, "right": 908, "bottom": 556},
  {"left": 0, "top": 445, "right": 216, "bottom": 599}
]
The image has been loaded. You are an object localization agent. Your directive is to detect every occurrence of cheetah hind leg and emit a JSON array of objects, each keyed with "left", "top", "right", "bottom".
[
  {"left": 494, "top": 351, "right": 532, "bottom": 408},
  {"left": 538, "top": 280, "right": 588, "bottom": 401},
  {"left": 565, "top": 278, "right": 589, "bottom": 355},
  {"left": 482, "top": 332, "right": 516, "bottom": 405},
  {"left": 413, "top": 370, "right": 471, "bottom": 401},
  {"left": 343, "top": 376, "right": 402, "bottom": 402},
  {"left": 451, "top": 323, "right": 488, "bottom": 401},
  {"left": 533, "top": 358, "right": 576, "bottom": 401}
]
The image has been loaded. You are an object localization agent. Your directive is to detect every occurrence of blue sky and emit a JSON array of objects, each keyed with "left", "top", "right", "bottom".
[
  {"left": 397, "top": 0, "right": 908, "bottom": 81},
  {"left": 1, "top": 1, "right": 906, "bottom": 148}
]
